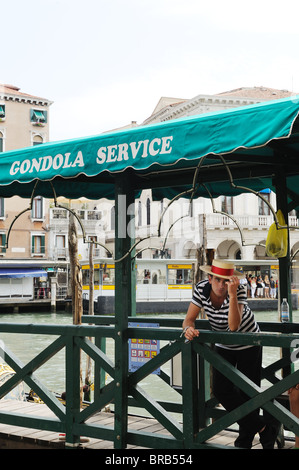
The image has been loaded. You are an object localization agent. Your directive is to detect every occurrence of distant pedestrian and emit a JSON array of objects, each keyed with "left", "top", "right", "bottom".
[
  {"left": 270, "top": 277, "right": 276, "bottom": 299},
  {"left": 264, "top": 275, "right": 270, "bottom": 298},
  {"left": 251, "top": 276, "right": 257, "bottom": 298}
]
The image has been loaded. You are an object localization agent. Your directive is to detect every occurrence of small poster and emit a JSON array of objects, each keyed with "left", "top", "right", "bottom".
[{"left": 128, "top": 322, "right": 160, "bottom": 374}]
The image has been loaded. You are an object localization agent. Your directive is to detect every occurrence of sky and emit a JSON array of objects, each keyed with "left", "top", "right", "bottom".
[{"left": 2, "top": 0, "right": 299, "bottom": 141}]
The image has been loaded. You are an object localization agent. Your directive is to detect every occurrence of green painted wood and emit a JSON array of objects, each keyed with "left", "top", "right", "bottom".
[
  {"left": 181, "top": 342, "right": 199, "bottom": 447},
  {"left": 113, "top": 174, "right": 136, "bottom": 448},
  {"left": 65, "top": 335, "right": 81, "bottom": 446},
  {"left": 0, "top": 319, "right": 298, "bottom": 448}
]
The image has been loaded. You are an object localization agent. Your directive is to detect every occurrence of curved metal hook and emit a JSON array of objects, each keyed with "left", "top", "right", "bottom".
[
  {"left": 202, "top": 183, "right": 266, "bottom": 249},
  {"left": 161, "top": 215, "right": 189, "bottom": 253},
  {"left": 49, "top": 181, "right": 114, "bottom": 257},
  {"left": 217, "top": 155, "right": 287, "bottom": 230},
  {"left": 156, "top": 154, "right": 208, "bottom": 237},
  {"left": 132, "top": 246, "right": 162, "bottom": 260}
]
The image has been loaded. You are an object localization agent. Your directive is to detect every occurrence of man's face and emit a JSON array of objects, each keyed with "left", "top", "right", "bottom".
[{"left": 209, "top": 275, "right": 229, "bottom": 297}]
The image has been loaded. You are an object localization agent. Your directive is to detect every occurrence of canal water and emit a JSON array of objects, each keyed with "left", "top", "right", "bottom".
[{"left": 0, "top": 310, "right": 298, "bottom": 405}]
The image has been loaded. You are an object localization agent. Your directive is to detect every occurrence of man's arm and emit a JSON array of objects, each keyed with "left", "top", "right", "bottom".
[
  {"left": 182, "top": 302, "right": 201, "bottom": 341},
  {"left": 227, "top": 276, "right": 243, "bottom": 331}
]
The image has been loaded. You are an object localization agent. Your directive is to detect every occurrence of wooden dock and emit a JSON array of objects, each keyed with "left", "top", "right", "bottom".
[{"left": 0, "top": 400, "right": 296, "bottom": 449}]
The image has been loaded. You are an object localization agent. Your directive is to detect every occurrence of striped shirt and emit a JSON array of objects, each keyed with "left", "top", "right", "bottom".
[{"left": 192, "top": 279, "right": 260, "bottom": 350}]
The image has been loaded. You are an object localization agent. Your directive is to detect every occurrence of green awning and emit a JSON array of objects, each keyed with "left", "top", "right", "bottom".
[
  {"left": 1, "top": 96, "right": 299, "bottom": 205},
  {"left": 33, "top": 110, "right": 46, "bottom": 122}
]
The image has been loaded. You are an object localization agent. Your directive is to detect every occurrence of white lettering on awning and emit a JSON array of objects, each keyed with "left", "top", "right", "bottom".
[
  {"left": 9, "top": 151, "right": 84, "bottom": 177},
  {"left": 96, "top": 136, "right": 173, "bottom": 165}
]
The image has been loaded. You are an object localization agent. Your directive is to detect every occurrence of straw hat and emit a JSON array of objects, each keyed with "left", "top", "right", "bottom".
[{"left": 200, "top": 259, "right": 244, "bottom": 279}]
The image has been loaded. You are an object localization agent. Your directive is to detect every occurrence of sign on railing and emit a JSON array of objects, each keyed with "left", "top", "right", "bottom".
[{"left": 128, "top": 322, "right": 160, "bottom": 374}]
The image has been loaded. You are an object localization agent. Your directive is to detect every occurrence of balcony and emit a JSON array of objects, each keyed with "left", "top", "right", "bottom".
[
  {"left": 50, "top": 208, "right": 102, "bottom": 221},
  {"left": 205, "top": 214, "right": 299, "bottom": 230}
]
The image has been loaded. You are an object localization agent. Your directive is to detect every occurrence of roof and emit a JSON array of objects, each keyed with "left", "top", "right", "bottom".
[
  {"left": 144, "top": 86, "right": 297, "bottom": 125},
  {"left": 0, "top": 96, "right": 299, "bottom": 211},
  {"left": 216, "top": 86, "right": 296, "bottom": 100},
  {"left": 0, "top": 84, "right": 53, "bottom": 106},
  {"left": 150, "top": 97, "right": 187, "bottom": 116}
]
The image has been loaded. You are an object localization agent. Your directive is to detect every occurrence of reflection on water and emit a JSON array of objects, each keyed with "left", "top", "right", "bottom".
[{"left": 0, "top": 310, "right": 298, "bottom": 398}]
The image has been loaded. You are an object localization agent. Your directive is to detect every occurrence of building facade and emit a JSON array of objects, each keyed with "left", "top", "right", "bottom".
[
  {"left": 0, "top": 84, "right": 62, "bottom": 300},
  {"left": 0, "top": 84, "right": 52, "bottom": 260}
]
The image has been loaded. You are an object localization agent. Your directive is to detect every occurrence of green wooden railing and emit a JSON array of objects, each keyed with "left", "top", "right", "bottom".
[{"left": 0, "top": 317, "right": 298, "bottom": 448}]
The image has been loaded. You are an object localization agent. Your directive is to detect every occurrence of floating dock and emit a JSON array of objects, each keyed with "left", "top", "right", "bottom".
[{"left": 0, "top": 400, "right": 295, "bottom": 449}]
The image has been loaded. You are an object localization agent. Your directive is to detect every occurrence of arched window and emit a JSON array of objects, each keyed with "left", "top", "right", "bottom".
[
  {"left": 138, "top": 201, "right": 142, "bottom": 226},
  {"left": 33, "top": 134, "right": 44, "bottom": 146},
  {"left": 258, "top": 191, "right": 270, "bottom": 216},
  {"left": 220, "top": 196, "right": 233, "bottom": 215},
  {"left": 146, "top": 198, "right": 151, "bottom": 226}
]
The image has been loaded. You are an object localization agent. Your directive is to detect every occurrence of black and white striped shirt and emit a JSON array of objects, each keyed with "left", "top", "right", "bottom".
[{"left": 192, "top": 279, "right": 260, "bottom": 350}]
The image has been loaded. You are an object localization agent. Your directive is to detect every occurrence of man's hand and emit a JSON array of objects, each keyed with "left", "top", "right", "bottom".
[
  {"left": 184, "top": 326, "right": 199, "bottom": 342},
  {"left": 226, "top": 276, "right": 239, "bottom": 297}
]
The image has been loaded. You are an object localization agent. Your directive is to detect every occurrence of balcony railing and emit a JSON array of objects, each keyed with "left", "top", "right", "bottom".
[
  {"left": 50, "top": 208, "right": 101, "bottom": 221},
  {"left": 206, "top": 214, "right": 299, "bottom": 230},
  {"left": 0, "top": 317, "right": 298, "bottom": 448}
]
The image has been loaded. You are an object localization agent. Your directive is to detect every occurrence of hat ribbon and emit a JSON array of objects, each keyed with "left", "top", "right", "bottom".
[{"left": 211, "top": 265, "right": 234, "bottom": 277}]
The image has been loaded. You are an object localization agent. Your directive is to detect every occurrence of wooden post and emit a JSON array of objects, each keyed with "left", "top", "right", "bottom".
[
  {"left": 84, "top": 241, "right": 94, "bottom": 401},
  {"left": 50, "top": 276, "right": 57, "bottom": 312},
  {"left": 68, "top": 212, "right": 83, "bottom": 404}
]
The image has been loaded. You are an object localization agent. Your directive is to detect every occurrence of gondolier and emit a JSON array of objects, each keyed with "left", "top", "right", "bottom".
[{"left": 182, "top": 259, "right": 278, "bottom": 449}]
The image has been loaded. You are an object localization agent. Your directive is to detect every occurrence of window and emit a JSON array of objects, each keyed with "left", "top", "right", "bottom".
[
  {"left": 220, "top": 196, "right": 233, "bottom": 215},
  {"left": 87, "top": 235, "right": 100, "bottom": 256},
  {"left": 0, "top": 198, "right": 4, "bottom": 218},
  {"left": 138, "top": 201, "right": 142, "bottom": 226},
  {"left": 0, "top": 105, "right": 5, "bottom": 120},
  {"left": 31, "top": 196, "right": 43, "bottom": 219},
  {"left": 102, "top": 264, "right": 115, "bottom": 286},
  {"left": 30, "top": 109, "right": 47, "bottom": 125},
  {"left": 82, "top": 263, "right": 100, "bottom": 287},
  {"left": 167, "top": 265, "right": 193, "bottom": 285},
  {"left": 56, "top": 235, "right": 66, "bottom": 258},
  {"left": 146, "top": 198, "right": 151, "bottom": 225},
  {"left": 0, "top": 233, "right": 6, "bottom": 254},
  {"left": 0, "top": 131, "right": 3, "bottom": 152},
  {"left": 258, "top": 192, "right": 271, "bottom": 216},
  {"left": 31, "top": 235, "right": 45, "bottom": 255},
  {"left": 33, "top": 135, "right": 44, "bottom": 145}
]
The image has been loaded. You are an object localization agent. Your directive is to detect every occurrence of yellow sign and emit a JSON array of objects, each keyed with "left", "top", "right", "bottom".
[
  {"left": 168, "top": 285, "right": 192, "bottom": 289},
  {"left": 168, "top": 264, "right": 192, "bottom": 269},
  {"left": 82, "top": 264, "right": 100, "bottom": 270}
]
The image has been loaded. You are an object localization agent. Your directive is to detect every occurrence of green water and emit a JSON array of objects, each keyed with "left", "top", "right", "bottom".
[{"left": 0, "top": 310, "right": 298, "bottom": 397}]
